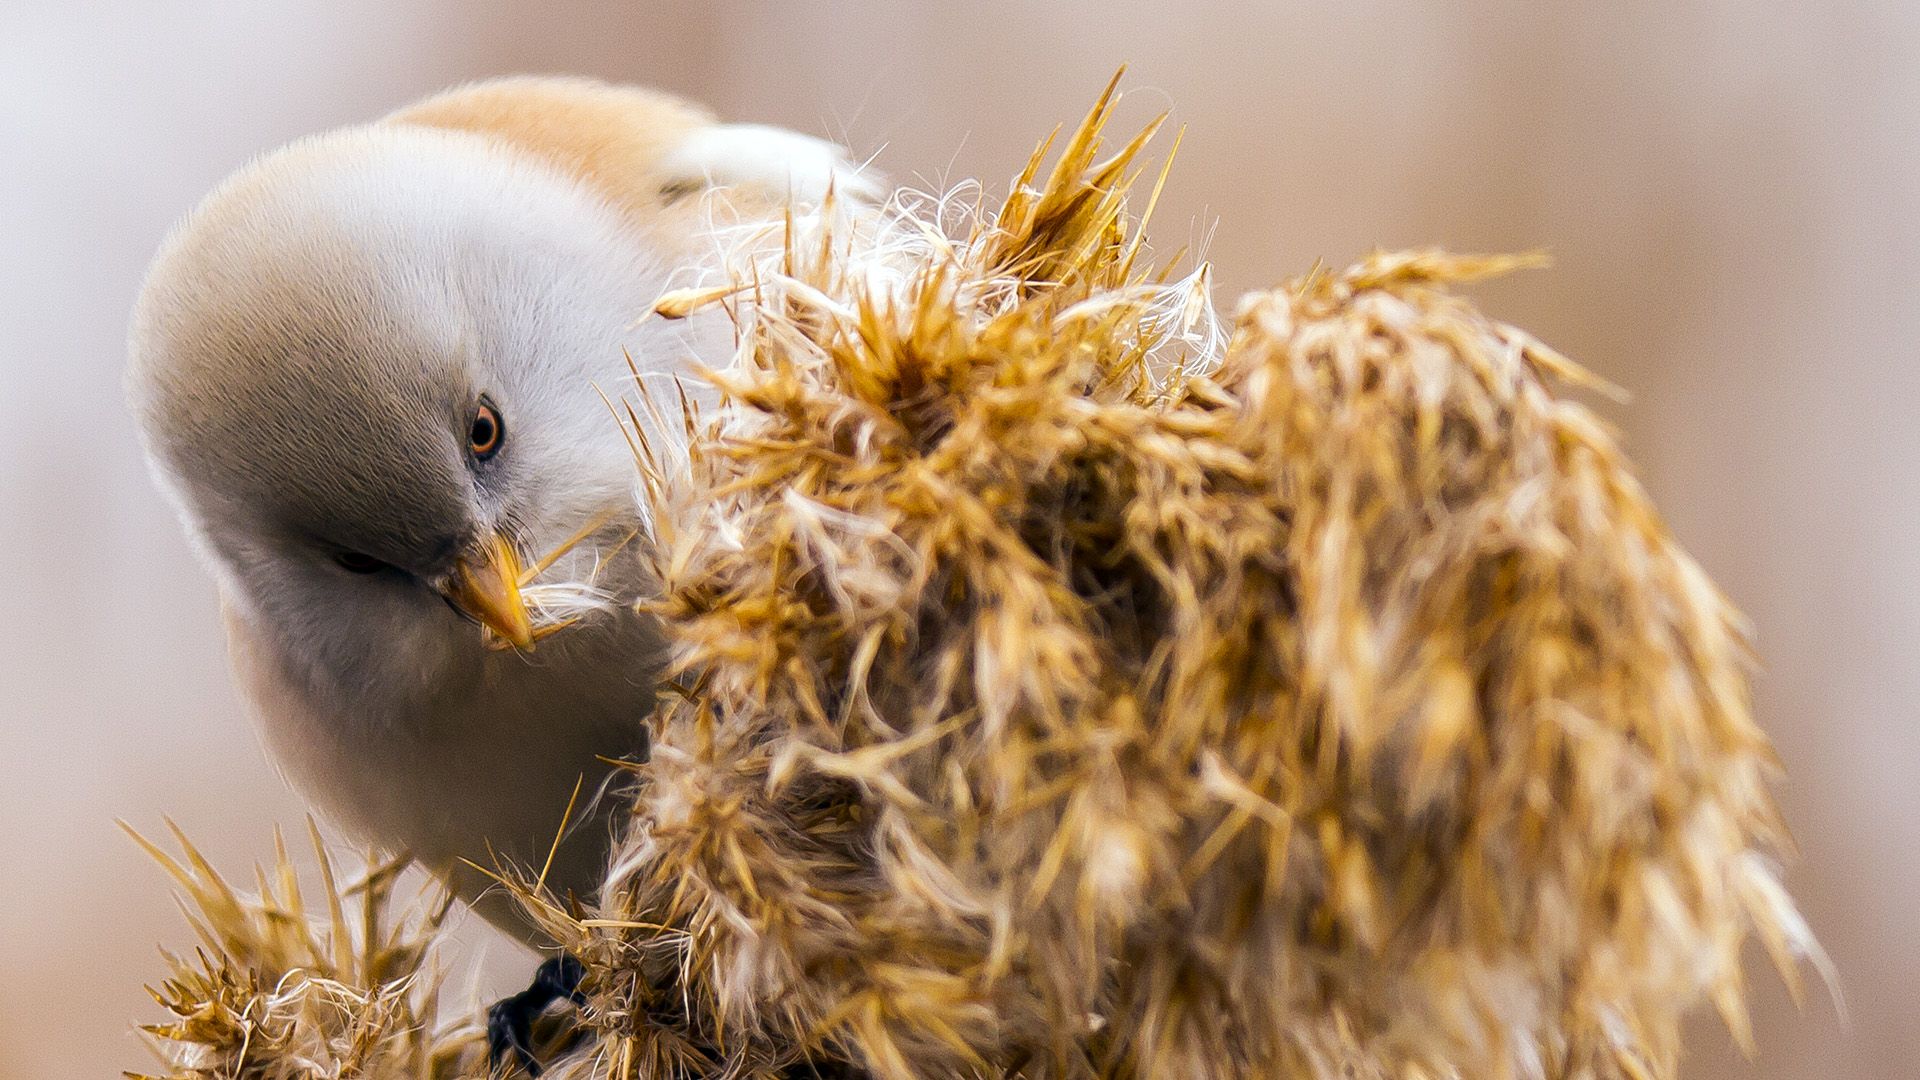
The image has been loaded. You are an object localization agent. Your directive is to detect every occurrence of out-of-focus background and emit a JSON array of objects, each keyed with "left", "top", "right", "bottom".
[{"left": 2, "top": 3, "right": 1912, "bottom": 1077}]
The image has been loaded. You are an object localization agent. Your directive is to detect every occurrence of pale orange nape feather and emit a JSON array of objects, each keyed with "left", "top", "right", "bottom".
[{"left": 388, "top": 76, "right": 735, "bottom": 262}]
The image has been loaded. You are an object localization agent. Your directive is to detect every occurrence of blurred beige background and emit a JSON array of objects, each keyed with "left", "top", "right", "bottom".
[{"left": 2, "top": 2, "right": 1912, "bottom": 1077}]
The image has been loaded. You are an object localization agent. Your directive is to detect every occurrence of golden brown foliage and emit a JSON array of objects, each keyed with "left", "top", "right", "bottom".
[{"left": 542, "top": 78, "right": 1820, "bottom": 1080}]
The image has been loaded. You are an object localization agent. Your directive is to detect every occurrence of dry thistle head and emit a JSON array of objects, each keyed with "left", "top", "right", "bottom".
[
  {"left": 125, "top": 820, "right": 488, "bottom": 1080},
  {"left": 565, "top": 74, "right": 1823, "bottom": 1080}
]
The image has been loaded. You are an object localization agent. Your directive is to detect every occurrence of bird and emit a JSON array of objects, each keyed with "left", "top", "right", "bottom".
[{"left": 127, "top": 75, "right": 879, "bottom": 1062}]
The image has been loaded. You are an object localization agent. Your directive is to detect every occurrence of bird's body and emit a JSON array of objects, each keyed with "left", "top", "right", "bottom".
[{"left": 129, "top": 77, "right": 875, "bottom": 938}]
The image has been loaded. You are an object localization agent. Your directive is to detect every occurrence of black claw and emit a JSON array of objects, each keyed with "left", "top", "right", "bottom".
[
  {"left": 487, "top": 998, "right": 540, "bottom": 1077},
  {"left": 538, "top": 955, "right": 589, "bottom": 1006},
  {"left": 488, "top": 955, "right": 588, "bottom": 1076}
]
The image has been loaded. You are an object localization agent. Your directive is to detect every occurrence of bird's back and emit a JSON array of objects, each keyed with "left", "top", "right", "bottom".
[
  {"left": 388, "top": 77, "right": 714, "bottom": 258},
  {"left": 388, "top": 76, "right": 876, "bottom": 263}
]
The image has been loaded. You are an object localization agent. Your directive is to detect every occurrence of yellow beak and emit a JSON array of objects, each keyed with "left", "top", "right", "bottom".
[{"left": 444, "top": 531, "right": 535, "bottom": 651}]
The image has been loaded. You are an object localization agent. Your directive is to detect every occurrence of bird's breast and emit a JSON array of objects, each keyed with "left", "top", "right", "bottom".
[{"left": 226, "top": 597, "right": 663, "bottom": 937}]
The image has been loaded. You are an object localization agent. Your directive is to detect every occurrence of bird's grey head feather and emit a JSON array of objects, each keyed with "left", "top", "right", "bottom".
[{"left": 127, "top": 124, "right": 695, "bottom": 698}]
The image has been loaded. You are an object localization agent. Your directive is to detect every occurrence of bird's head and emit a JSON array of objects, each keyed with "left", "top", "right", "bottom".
[{"left": 127, "top": 124, "right": 690, "bottom": 679}]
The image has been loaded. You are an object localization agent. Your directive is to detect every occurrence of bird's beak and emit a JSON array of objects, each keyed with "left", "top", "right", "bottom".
[{"left": 444, "top": 531, "right": 535, "bottom": 652}]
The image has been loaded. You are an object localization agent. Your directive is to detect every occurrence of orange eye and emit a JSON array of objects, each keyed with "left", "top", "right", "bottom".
[{"left": 469, "top": 402, "right": 503, "bottom": 460}]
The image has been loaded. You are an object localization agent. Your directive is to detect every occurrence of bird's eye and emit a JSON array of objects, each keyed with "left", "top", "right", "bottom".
[
  {"left": 469, "top": 402, "right": 504, "bottom": 461},
  {"left": 335, "top": 551, "right": 387, "bottom": 574}
]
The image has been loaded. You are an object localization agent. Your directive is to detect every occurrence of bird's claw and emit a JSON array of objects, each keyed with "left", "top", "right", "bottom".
[{"left": 487, "top": 955, "right": 587, "bottom": 1076}]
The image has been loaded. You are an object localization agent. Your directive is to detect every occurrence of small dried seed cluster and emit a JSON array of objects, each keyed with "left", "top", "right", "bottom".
[{"left": 126, "top": 822, "right": 489, "bottom": 1080}]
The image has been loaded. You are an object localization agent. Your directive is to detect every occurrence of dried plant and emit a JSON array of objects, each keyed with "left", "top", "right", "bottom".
[
  {"left": 125, "top": 821, "right": 488, "bottom": 1080},
  {"left": 573, "top": 74, "right": 1824, "bottom": 1080}
]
